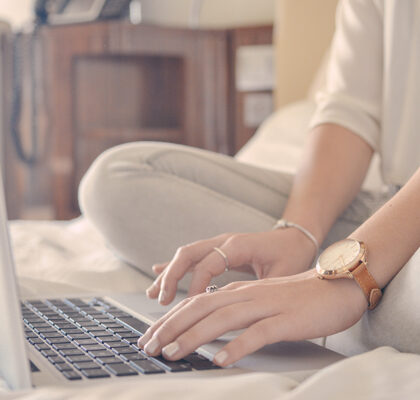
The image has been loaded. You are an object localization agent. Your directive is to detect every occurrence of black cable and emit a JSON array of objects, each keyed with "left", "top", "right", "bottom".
[{"left": 11, "top": 26, "right": 40, "bottom": 165}]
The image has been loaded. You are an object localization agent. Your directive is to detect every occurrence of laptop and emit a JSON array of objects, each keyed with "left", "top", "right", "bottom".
[{"left": 0, "top": 173, "right": 344, "bottom": 391}]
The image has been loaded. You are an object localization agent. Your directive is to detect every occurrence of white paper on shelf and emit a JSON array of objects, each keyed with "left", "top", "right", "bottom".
[{"left": 236, "top": 44, "right": 275, "bottom": 91}]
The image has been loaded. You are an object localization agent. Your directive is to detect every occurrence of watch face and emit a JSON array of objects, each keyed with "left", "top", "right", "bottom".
[{"left": 317, "top": 239, "right": 361, "bottom": 274}]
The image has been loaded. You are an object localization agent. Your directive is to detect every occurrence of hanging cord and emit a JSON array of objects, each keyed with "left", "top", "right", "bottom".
[{"left": 11, "top": 24, "right": 41, "bottom": 166}]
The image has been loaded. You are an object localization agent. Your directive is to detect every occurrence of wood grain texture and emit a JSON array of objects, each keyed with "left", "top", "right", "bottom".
[{"left": 3, "top": 22, "right": 272, "bottom": 219}]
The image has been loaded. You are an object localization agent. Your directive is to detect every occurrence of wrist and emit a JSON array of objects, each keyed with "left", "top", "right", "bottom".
[
  {"left": 271, "top": 227, "right": 318, "bottom": 273},
  {"left": 273, "top": 219, "right": 319, "bottom": 263}
]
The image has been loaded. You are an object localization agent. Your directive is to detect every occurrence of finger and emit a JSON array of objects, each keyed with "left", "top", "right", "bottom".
[
  {"left": 142, "top": 289, "right": 250, "bottom": 356},
  {"left": 158, "top": 300, "right": 267, "bottom": 360},
  {"left": 212, "top": 315, "right": 285, "bottom": 366},
  {"left": 140, "top": 281, "right": 252, "bottom": 348},
  {"left": 152, "top": 262, "right": 169, "bottom": 275},
  {"left": 146, "top": 271, "right": 164, "bottom": 299},
  {"left": 158, "top": 234, "right": 231, "bottom": 305},
  {"left": 138, "top": 297, "right": 193, "bottom": 348},
  {"left": 188, "top": 236, "right": 252, "bottom": 296}
]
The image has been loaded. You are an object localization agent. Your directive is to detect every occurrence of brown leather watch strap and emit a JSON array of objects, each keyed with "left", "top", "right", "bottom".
[{"left": 352, "top": 263, "right": 382, "bottom": 310}]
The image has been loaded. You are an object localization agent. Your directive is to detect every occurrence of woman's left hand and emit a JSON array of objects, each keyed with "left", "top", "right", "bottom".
[{"left": 137, "top": 270, "right": 368, "bottom": 366}]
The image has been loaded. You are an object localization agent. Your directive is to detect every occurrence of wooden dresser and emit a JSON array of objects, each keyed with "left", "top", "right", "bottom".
[{"left": 1, "top": 22, "right": 272, "bottom": 219}]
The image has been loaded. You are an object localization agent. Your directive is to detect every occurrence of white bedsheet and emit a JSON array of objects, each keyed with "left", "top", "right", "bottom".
[{"left": 1, "top": 219, "right": 420, "bottom": 399}]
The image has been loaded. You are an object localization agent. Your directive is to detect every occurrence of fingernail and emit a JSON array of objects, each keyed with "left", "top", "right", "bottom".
[
  {"left": 144, "top": 336, "right": 160, "bottom": 354},
  {"left": 158, "top": 289, "right": 167, "bottom": 304},
  {"left": 162, "top": 341, "right": 180, "bottom": 358},
  {"left": 137, "top": 336, "right": 146, "bottom": 348},
  {"left": 214, "top": 350, "right": 228, "bottom": 365}
]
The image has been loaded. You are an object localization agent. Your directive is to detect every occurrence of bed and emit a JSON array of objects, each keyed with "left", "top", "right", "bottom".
[{"left": 2, "top": 1, "right": 420, "bottom": 397}]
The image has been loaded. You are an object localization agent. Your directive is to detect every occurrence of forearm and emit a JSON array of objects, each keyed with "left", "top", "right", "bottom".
[
  {"left": 282, "top": 123, "right": 373, "bottom": 244},
  {"left": 350, "top": 167, "right": 420, "bottom": 288}
]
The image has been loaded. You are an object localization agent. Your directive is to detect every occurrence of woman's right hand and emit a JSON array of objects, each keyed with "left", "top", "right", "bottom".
[{"left": 146, "top": 227, "right": 318, "bottom": 305}]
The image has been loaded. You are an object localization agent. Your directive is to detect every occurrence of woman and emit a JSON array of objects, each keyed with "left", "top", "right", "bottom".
[{"left": 79, "top": 0, "right": 420, "bottom": 366}]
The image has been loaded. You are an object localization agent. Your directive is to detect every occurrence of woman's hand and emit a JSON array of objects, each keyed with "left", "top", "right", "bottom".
[
  {"left": 146, "top": 228, "right": 318, "bottom": 305},
  {"left": 138, "top": 270, "right": 367, "bottom": 366}
]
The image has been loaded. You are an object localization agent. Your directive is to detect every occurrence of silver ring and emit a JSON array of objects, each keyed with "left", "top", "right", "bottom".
[
  {"left": 206, "top": 285, "right": 218, "bottom": 293},
  {"left": 213, "top": 247, "right": 230, "bottom": 272}
]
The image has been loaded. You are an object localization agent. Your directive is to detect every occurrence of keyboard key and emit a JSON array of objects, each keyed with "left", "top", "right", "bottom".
[
  {"left": 54, "top": 343, "right": 78, "bottom": 350},
  {"left": 28, "top": 338, "right": 43, "bottom": 345},
  {"left": 36, "top": 327, "right": 56, "bottom": 333},
  {"left": 35, "top": 343, "right": 51, "bottom": 351},
  {"left": 80, "top": 368, "right": 110, "bottom": 379},
  {"left": 55, "top": 323, "right": 77, "bottom": 330},
  {"left": 28, "top": 300, "right": 47, "bottom": 307},
  {"left": 48, "top": 355, "right": 66, "bottom": 364},
  {"left": 107, "top": 310, "right": 131, "bottom": 318},
  {"left": 72, "top": 318, "right": 92, "bottom": 325},
  {"left": 91, "top": 330, "right": 112, "bottom": 337},
  {"left": 61, "top": 328, "right": 84, "bottom": 335},
  {"left": 77, "top": 320, "right": 99, "bottom": 327},
  {"left": 67, "top": 333, "right": 91, "bottom": 341},
  {"left": 183, "top": 353, "right": 220, "bottom": 370},
  {"left": 41, "top": 349, "right": 57, "bottom": 358},
  {"left": 47, "top": 299, "right": 68, "bottom": 308},
  {"left": 117, "top": 317, "right": 150, "bottom": 335},
  {"left": 40, "top": 332, "right": 63, "bottom": 339},
  {"left": 62, "top": 370, "right": 82, "bottom": 380},
  {"left": 103, "top": 323, "right": 124, "bottom": 330},
  {"left": 82, "top": 325, "right": 104, "bottom": 332},
  {"left": 117, "top": 332, "right": 140, "bottom": 339},
  {"left": 94, "top": 318, "right": 115, "bottom": 324},
  {"left": 66, "top": 298, "right": 89, "bottom": 307},
  {"left": 129, "top": 359, "right": 165, "bottom": 374},
  {"left": 105, "top": 363, "right": 138, "bottom": 376},
  {"left": 55, "top": 363, "right": 74, "bottom": 372},
  {"left": 88, "top": 349, "right": 115, "bottom": 358},
  {"left": 80, "top": 344, "right": 107, "bottom": 352},
  {"left": 48, "top": 337, "right": 71, "bottom": 345},
  {"left": 97, "top": 336, "right": 120, "bottom": 343},
  {"left": 123, "top": 338, "right": 140, "bottom": 345},
  {"left": 73, "top": 361, "right": 101, "bottom": 370},
  {"left": 66, "top": 355, "right": 93, "bottom": 364},
  {"left": 74, "top": 339, "right": 98, "bottom": 346},
  {"left": 30, "top": 322, "right": 50, "bottom": 329},
  {"left": 107, "top": 341, "right": 131, "bottom": 349},
  {"left": 60, "top": 349, "right": 84, "bottom": 357},
  {"left": 96, "top": 356, "right": 122, "bottom": 365},
  {"left": 122, "top": 353, "right": 147, "bottom": 361},
  {"left": 113, "top": 347, "right": 138, "bottom": 355},
  {"left": 151, "top": 356, "right": 192, "bottom": 372},
  {"left": 48, "top": 317, "right": 67, "bottom": 323}
]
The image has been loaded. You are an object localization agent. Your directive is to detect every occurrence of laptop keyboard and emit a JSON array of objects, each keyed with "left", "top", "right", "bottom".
[{"left": 21, "top": 297, "right": 219, "bottom": 380}]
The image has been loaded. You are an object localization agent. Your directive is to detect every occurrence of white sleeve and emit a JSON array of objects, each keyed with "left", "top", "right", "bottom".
[{"left": 309, "top": 0, "right": 383, "bottom": 151}]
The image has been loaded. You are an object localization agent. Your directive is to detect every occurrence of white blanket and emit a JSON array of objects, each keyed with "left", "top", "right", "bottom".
[{"left": 2, "top": 219, "right": 420, "bottom": 399}]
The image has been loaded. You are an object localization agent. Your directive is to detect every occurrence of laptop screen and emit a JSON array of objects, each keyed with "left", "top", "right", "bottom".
[{"left": 0, "top": 173, "right": 32, "bottom": 390}]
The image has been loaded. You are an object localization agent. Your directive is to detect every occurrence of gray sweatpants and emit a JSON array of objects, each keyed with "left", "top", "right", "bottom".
[{"left": 78, "top": 141, "right": 387, "bottom": 290}]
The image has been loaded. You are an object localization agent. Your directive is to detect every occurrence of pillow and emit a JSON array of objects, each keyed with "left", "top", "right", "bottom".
[
  {"left": 235, "top": 100, "right": 315, "bottom": 175},
  {"left": 235, "top": 100, "right": 384, "bottom": 192}
]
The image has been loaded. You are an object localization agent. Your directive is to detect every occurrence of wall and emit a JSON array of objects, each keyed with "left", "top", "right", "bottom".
[
  {"left": 0, "top": 0, "right": 33, "bottom": 29},
  {"left": 0, "top": 0, "right": 274, "bottom": 30},
  {"left": 140, "top": 0, "right": 275, "bottom": 28}
]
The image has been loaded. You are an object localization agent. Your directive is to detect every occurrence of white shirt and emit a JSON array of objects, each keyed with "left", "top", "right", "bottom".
[{"left": 310, "top": 0, "right": 420, "bottom": 187}]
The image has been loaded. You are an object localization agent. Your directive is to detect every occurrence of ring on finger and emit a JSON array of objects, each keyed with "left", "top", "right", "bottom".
[
  {"left": 213, "top": 247, "right": 230, "bottom": 272},
  {"left": 206, "top": 285, "right": 218, "bottom": 293}
]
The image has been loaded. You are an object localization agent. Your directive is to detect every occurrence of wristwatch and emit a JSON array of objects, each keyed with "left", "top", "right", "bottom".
[{"left": 315, "top": 239, "right": 382, "bottom": 310}]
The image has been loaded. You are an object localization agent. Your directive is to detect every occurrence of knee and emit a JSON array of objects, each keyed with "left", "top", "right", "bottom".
[{"left": 78, "top": 141, "right": 168, "bottom": 220}]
